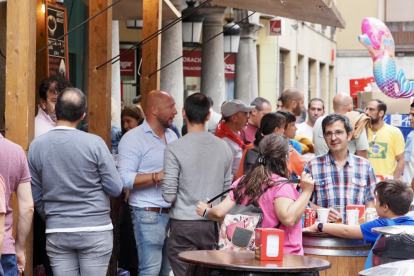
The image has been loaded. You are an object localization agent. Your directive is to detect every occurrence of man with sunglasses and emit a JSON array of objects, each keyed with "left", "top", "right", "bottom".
[
  {"left": 303, "top": 114, "right": 376, "bottom": 221},
  {"left": 365, "top": 99, "right": 405, "bottom": 179}
]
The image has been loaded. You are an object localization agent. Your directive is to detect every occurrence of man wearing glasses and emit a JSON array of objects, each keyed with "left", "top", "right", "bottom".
[
  {"left": 365, "top": 99, "right": 405, "bottom": 179},
  {"left": 303, "top": 114, "right": 376, "bottom": 221}
]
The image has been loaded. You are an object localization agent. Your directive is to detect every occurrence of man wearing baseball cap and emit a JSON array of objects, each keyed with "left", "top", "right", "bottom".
[{"left": 215, "top": 99, "right": 255, "bottom": 180}]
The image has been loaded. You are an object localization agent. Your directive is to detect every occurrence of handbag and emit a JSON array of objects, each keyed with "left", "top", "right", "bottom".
[{"left": 208, "top": 179, "right": 299, "bottom": 251}]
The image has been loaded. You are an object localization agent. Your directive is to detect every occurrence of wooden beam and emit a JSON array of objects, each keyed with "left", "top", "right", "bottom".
[
  {"left": 5, "top": 0, "right": 36, "bottom": 275},
  {"left": 88, "top": 0, "right": 112, "bottom": 148},
  {"left": 141, "top": 0, "right": 162, "bottom": 110}
]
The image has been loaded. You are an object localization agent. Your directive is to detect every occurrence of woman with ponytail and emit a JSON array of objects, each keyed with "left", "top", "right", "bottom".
[{"left": 197, "top": 134, "right": 315, "bottom": 255}]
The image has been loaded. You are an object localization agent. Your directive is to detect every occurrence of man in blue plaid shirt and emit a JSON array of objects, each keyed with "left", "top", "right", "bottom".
[{"left": 303, "top": 114, "right": 376, "bottom": 221}]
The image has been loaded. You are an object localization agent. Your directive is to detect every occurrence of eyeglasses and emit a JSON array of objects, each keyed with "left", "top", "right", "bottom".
[
  {"left": 371, "top": 133, "right": 378, "bottom": 147},
  {"left": 323, "top": 130, "right": 345, "bottom": 139}
]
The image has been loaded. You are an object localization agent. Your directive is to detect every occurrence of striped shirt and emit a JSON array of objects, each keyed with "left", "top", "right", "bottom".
[
  {"left": 118, "top": 119, "right": 178, "bottom": 208},
  {"left": 303, "top": 152, "right": 376, "bottom": 208}
]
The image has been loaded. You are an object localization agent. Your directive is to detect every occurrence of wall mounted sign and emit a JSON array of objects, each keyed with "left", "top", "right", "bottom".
[
  {"left": 46, "top": 2, "right": 69, "bottom": 78},
  {"left": 120, "top": 49, "right": 136, "bottom": 77},
  {"left": 269, "top": 19, "right": 283, "bottom": 36},
  {"left": 183, "top": 50, "right": 235, "bottom": 79}
]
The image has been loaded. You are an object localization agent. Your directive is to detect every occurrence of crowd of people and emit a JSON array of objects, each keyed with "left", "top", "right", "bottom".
[{"left": 1, "top": 75, "right": 414, "bottom": 276}]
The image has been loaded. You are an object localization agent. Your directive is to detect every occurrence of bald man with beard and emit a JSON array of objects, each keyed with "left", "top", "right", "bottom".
[
  {"left": 118, "top": 90, "right": 178, "bottom": 276},
  {"left": 313, "top": 93, "right": 369, "bottom": 159},
  {"left": 280, "top": 87, "right": 305, "bottom": 116}
]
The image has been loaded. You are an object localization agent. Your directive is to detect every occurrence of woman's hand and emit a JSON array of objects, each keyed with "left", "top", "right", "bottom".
[
  {"left": 299, "top": 172, "right": 315, "bottom": 193},
  {"left": 302, "top": 222, "right": 319, "bottom": 233},
  {"left": 196, "top": 201, "right": 211, "bottom": 217}
]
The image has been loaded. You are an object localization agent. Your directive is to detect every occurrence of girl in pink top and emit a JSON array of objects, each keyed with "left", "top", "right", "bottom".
[{"left": 197, "top": 134, "right": 315, "bottom": 255}]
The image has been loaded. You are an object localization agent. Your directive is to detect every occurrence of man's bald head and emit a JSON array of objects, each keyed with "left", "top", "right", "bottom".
[
  {"left": 146, "top": 90, "right": 178, "bottom": 128},
  {"left": 56, "top": 88, "right": 87, "bottom": 122},
  {"left": 280, "top": 87, "right": 305, "bottom": 116},
  {"left": 333, "top": 93, "right": 353, "bottom": 114}
]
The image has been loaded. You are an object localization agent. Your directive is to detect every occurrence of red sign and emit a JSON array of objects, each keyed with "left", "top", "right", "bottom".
[
  {"left": 183, "top": 51, "right": 235, "bottom": 79},
  {"left": 183, "top": 50, "right": 202, "bottom": 77},
  {"left": 349, "top": 77, "right": 375, "bottom": 98},
  {"left": 224, "top": 53, "right": 235, "bottom": 79},
  {"left": 269, "top": 19, "right": 283, "bottom": 36},
  {"left": 120, "top": 49, "right": 135, "bottom": 76}
]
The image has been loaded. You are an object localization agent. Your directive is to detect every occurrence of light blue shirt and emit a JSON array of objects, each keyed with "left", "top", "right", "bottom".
[{"left": 118, "top": 119, "right": 178, "bottom": 208}]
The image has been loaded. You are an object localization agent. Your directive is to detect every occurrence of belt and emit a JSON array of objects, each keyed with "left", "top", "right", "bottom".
[{"left": 143, "top": 207, "right": 170, "bottom": 214}]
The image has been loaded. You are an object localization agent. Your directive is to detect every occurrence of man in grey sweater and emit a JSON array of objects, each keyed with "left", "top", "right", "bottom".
[
  {"left": 162, "top": 93, "right": 233, "bottom": 275},
  {"left": 28, "top": 88, "right": 123, "bottom": 276}
]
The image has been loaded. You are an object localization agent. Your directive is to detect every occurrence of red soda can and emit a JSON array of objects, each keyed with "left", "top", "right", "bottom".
[{"left": 304, "top": 209, "right": 316, "bottom": 227}]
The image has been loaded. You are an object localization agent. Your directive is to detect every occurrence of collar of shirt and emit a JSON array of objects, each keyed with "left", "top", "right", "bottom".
[
  {"left": 37, "top": 105, "right": 56, "bottom": 127},
  {"left": 326, "top": 151, "right": 354, "bottom": 168},
  {"left": 52, "top": 126, "right": 76, "bottom": 130},
  {"left": 142, "top": 118, "right": 175, "bottom": 142}
]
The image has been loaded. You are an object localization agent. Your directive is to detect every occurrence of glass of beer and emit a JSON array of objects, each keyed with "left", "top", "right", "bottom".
[{"left": 333, "top": 205, "right": 345, "bottom": 224}]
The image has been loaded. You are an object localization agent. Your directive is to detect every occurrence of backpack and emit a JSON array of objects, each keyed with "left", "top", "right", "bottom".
[{"left": 208, "top": 179, "right": 300, "bottom": 251}]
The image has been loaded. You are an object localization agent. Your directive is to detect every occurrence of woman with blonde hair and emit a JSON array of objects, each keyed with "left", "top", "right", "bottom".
[{"left": 197, "top": 134, "right": 315, "bottom": 255}]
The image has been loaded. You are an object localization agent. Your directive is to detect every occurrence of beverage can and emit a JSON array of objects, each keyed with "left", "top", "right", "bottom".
[{"left": 304, "top": 209, "right": 316, "bottom": 227}]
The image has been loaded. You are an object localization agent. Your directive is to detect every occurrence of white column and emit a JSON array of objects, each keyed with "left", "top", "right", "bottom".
[
  {"left": 200, "top": 6, "right": 226, "bottom": 113},
  {"left": 111, "top": 20, "right": 121, "bottom": 129},
  {"left": 161, "top": 0, "right": 184, "bottom": 131}
]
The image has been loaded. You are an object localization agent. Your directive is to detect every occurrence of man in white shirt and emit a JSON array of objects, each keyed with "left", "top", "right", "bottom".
[
  {"left": 404, "top": 101, "right": 414, "bottom": 188},
  {"left": 35, "top": 76, "right": 73, "bottom": 138},
  {"left": 297, "top": 98, "right": 325, "bottom": 143},
  {"left": 205, "top": 97, "right": 222, "bottom": 134}
]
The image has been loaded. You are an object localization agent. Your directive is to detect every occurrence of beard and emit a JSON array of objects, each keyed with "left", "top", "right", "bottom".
[
  {"left": 293, "top": 105, "right": 302, "bottom": 116},
  {"left": 370, "top": 117, "right": 379, "bottom": 125},
  {"left": 157, "top": 116, "right": 171, "bottom": 129}
]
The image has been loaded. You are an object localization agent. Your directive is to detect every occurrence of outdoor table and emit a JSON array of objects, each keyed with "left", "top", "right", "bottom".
[
  {"left": 178, "top": 250, "right": 331, "bottom": 275},
  {"left": 303, "top": 232, "right": 370, "bottom": 275},
  {"left": 359, "top": 259, "right": 414, "bottom": 276}
]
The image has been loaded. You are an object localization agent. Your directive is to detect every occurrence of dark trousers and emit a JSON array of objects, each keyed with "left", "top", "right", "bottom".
[{"left": 166, "top": 219, "right": 216, "bottom": 276}]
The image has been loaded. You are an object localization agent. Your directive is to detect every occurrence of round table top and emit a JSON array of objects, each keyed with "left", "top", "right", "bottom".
[
  {"left": 359, "top": 260, "right": 414, "bottom": 276},
  {"left": 371, "top": 225, "right": 414, "bottom": 235},
  {"left": 178, "top": 250, "right": 331, "bottom": 273}
]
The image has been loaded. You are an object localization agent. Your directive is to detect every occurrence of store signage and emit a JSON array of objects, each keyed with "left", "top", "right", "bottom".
[
  {"left": 349, "top": 77, "right": 375, "bottom": 98},
  {"left": 183, "top": 50, "right": 235, "bottom": 79},
  {"left": 46, "top": 2, "right": 69, "bottom": 78},
  {"left": 120, "top": 49, "right": 136, "bottom": 76},
  {"left": 269, "top": 19, "right": 283, "bottom": 36}
]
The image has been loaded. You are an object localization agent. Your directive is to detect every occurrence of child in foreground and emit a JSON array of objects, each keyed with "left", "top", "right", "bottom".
[{"left": 303, "top": 179, "right": 414, "bottom": 268}]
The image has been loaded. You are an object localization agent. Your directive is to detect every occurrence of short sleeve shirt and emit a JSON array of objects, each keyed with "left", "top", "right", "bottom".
[
  {"left": 360, "top": 217, "right": 414, "bottom": 243},
  {"left": 229, "top": 174, "right": 303, "bottom": 255}
]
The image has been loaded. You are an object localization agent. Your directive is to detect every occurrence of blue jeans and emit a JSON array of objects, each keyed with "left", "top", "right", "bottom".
[
  {"left": 46, "top": 230, "right": 113, "bottom": 276},
  {"left": 0, "top": 255, "right": 16, "bottom": 276},
  {"left": 130, "top": 207, "right": 170, "bottom": 276}
]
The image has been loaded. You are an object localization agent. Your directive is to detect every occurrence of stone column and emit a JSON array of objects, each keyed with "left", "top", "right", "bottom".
[
  {"left": 112, "top": 20, "right": 121, "bottom": 129},
  {"left": 234, "top": 10, "right": 262, "bottom": 104},
  {"left": 200, "top": 6, "right": 226, "bottom": 113},
  {"left": 161, "top": 0, "right": 184, "bottom": 131}
]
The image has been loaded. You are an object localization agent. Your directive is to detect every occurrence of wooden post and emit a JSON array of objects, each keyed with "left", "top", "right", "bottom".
[
  {"left": 88, "top": 0, "right": 112, "bottom": 147},
  {"left": 141, "top": 0, "right": 162, "bottom": 111},
  {"left": 36, "top": 0, "right": 48, "bottom": 109},
  {"left": 5, "top": 0, "right": 36, "bottom": 276}
]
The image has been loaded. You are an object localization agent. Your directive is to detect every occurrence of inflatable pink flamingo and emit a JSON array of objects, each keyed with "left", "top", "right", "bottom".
[{"left": 358, "top": 17, "right": 414, "bottom": 98}]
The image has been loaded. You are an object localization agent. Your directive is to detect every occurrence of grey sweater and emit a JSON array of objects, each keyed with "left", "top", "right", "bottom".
[
  {"left": 28, "top": 128, "right": 123, "bottom": 230},
  {"left": 162, "top": 131, "right": 233, "bottom": 220}
]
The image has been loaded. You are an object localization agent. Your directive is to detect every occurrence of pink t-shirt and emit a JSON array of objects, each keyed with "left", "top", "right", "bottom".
[
  {"left": 240, "top": 123, "right": 258, "bottom": 145},
  {"left": 229, "top": 174, "right": 303, "bottom": 255},
  {"left": 0, "top": 134, "right": 31, "bottom": 254}
]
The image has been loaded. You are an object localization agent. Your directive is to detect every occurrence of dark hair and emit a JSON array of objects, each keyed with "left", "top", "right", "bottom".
[
  {"left": 121, "top": 105, "right": 146, "bottom": 134},
  {"left": 254, "top": 113, "right": 286, "bottom": 146},
  {"left": 207, "top": 97, "right": 214, "bottom": 107},
  {"left": 233, "top": 134, "right": 291, "bottom": 205},
  {"left": 39, "top": 75, "right": 73, "bottom": 100},
  {"left": 321, "top": 113, "right": 353, "bottom": 134},
  {"left": 308, "top": 98, "right": 324, "bottom": 110},
  {"left": 371, "top": 99, "right": 387, "bottom": 116},
  {"left": 277, "top": 110, "right": 296, "bottom": 126},
  {"left": 411, "top": 101, "right": 414, "bottom": 108},
  {"left": 184, "top": 93, "right": 210, "bottom": 124},
  {"left": 375, "top": 179, "right": 413, "bottom": 215},
  {"left": 55, "top": 88, "right": 87, "bottom": 122},
  {"left": 132, "top": 95, "right": 141, "bottom": 104},
  {"left": 251, "top": 97, "right": 271, "bottom": 111}
]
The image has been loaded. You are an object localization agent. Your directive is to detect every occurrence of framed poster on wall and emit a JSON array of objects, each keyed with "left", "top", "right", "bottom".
[{"left": 46, "top": 2, "right": 69, "bottom": 78}]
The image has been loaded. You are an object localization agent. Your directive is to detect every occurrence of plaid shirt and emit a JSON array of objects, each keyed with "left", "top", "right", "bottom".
[{"left": 303, "top": 152, "right": 376, "bottom": 208}]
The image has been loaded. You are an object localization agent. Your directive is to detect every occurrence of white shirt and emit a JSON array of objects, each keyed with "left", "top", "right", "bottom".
[
  {"left": 205, "top": 110, "right": 222, "bottom": 134},
  {"left": 35, "top": 105, "right": 56, "bottom": 138},
  {"left": 297, "top": 122, "right": 314, "bottom": 143},
  {"left": 403, "top": 137, "right": 414, "bottom": 185}
]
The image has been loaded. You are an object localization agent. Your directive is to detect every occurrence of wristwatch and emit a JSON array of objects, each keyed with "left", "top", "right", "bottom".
[{"left": 317, "top": 222, "right": 324, "bottom": 233}]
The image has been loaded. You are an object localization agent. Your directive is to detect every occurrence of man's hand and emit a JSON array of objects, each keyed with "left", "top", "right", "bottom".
[
  {"left": 299, "top": 172, "right": 316, "bottom": 193},
  {"left": 16, "top": 251, "right": 25, "bottom": 273},
  {"left": 302, "top": 222, "right": 319, "bottom": 233},
  {"left": 328, "top": 208, "right": 340, "bottom": 221}
]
